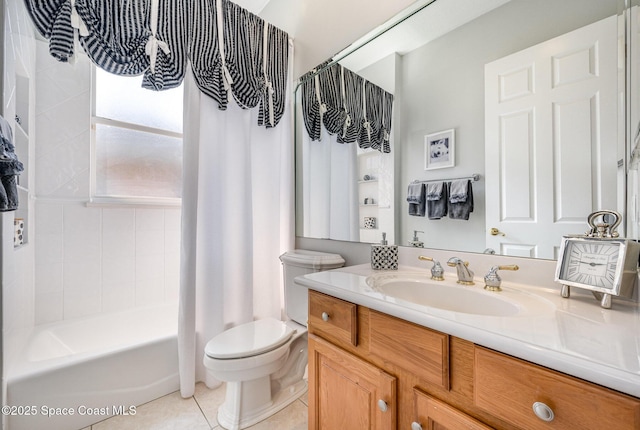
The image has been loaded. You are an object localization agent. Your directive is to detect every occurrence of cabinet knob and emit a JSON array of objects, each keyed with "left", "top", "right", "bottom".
[
  {"left": 377, "top": 399, "right": 388, "bottom": 412},
  {"left": 532, "top": 401, "right": 555, "bottom": 422},
  {"left": 321, "top": 312, "right": 330, "bottom": 322},
  {"left": 411, "top": 422, "right": 423, "bottom": 430}
]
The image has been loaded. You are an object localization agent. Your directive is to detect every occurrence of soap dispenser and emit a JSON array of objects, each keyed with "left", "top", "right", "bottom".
[
  {"left": 409, "top": 230, "right": 424, "bottom": 248},
  {"left": 371, "top": 232, "right": 398, "bottom": 270}
]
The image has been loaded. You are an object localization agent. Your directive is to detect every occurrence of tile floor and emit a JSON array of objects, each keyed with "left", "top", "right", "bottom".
[{"left": 82, "top": 383, "right": 308, "bottom": 430}]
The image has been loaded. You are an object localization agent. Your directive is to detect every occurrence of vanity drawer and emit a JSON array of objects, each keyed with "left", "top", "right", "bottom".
[
  {"left": 369, "top": 310, "right": 449, "bottom": 390},
  {"left": 308, "top": 290, "right": 357, "bottom": 346},
  {"left": 474, "top": 347, "right": 640, "bottom": 430}
]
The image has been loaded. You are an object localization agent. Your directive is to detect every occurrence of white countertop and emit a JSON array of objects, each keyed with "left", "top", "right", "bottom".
[{"left": 297, "top": 263, "right": 640, "bottom": 398}]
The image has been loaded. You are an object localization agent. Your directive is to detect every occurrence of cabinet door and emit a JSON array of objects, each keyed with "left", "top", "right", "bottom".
[
  {"left": 308, "top": 334, "right": 396, "bottom": 430},
  {"left": 413, "top": 388, "right": 494, "bottom": 430}
]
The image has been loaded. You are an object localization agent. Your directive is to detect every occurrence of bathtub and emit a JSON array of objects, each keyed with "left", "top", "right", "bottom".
[{"left": 5, "top": 304, "right": 179, "bottom": 430}]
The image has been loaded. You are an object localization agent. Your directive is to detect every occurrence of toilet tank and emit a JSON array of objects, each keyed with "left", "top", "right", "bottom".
[{"left": 279, "top": 250, "right": 345, "bottom": 326}]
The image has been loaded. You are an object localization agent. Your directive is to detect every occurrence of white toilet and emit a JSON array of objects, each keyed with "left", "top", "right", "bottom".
[{"left": 203, "top": 249, "right": 345, "bottom": 430}]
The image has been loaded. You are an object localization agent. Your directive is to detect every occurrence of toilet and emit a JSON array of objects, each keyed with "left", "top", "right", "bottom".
[{"left": 203, "top": 249, "right": 345, "bottom": 430}]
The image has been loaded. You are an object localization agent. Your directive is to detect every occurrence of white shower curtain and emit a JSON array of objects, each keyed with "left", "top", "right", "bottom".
[
  {"left": 302, "top": 128, "right": 359, "bottom": 241},
  {"left": 178, "top": 66, "right": 294, "bottom": 397}
]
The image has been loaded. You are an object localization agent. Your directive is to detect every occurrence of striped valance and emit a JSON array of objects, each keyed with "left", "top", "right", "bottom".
[
  {"left": 23, "top": 0, "right": 289, "bottom": 128},
  {"left": 300, "top": 63, "right": 393, "bottom": 153}
]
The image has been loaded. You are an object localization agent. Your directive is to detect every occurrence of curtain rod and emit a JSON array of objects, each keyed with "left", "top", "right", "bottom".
[{"left": 413, "top": 173, "right": 480, "bottom": 184}]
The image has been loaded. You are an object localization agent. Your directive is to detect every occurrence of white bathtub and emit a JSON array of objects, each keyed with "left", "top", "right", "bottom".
[{"left": 6, "top": 304, "right": 179, "bottom": 430}]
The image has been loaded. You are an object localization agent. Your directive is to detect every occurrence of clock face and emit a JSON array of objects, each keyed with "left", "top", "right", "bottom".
[{"left": 559, "top": 240, "right": 620, "bottom": 290}]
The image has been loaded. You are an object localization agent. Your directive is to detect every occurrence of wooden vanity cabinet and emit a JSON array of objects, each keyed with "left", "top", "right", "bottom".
[
  {"left": 474, "top": 347, "right": 640, "bottom": 430},
  {"left": 307, "top": 290, "right": 640, "bottom": 430},
  {"left": 413, "top": 388, "right": 493, "bottom": 430},
  {"left": 308, "top": 334, "right": 397, "bottom": 429}
]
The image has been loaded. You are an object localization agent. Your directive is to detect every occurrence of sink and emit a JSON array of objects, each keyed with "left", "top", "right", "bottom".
[{"left": 365, "top": 272, "right": 552, "bottom": 317}]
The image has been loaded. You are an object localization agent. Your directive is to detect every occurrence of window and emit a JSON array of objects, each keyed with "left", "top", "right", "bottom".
[{"left": 91, "top": 67, "right": 183, "bottom": 205}]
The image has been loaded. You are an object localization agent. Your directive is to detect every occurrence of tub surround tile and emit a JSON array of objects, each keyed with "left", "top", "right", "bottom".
[
  {"left": 102, "top": 209, "right": 136, "bottom": 258},
  {"left": 35, "top": 262, "right": 63, "bottom": 294},
  {"left": 34, "top": 201, "right": 64, "bottom": 234},
  {"left": 35, "top": 233, "right": 63, "bottom": 265},
  {"left": 34, "top": 292, "right": 63, "bottom": 324},
  {"left": 163, "top": 208, "right": 181, "bottom": 230},
  {"left": 135, "top": 278, "right": 166, "bottom": 307},
  {"left": 136, "top": 229, "right": 165, "bottom": 259},
  {"left": 136, "top": 208, "right": 165, "bottom": 231},
  {"left": 101, "top": 282, "right": 136, "bottom": 313}
]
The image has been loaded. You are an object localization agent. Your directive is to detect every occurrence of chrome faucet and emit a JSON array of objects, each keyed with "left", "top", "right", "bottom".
[
  {"left": 417, "top": 255, "right": 444, "bottom": 281},
  {"left": 446, "top": 257, "right": 474, "bottom": 285},
  {"left": 483, "top": 265, "right": 519, "bottom": 292}
]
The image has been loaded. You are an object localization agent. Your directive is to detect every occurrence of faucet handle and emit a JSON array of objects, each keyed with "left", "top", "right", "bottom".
[
  {"left": 484, "top": 265, "right": 519, "bottom": 292},
  {"left": 418, "top": 256, "right": 444, "bottom": 281}
]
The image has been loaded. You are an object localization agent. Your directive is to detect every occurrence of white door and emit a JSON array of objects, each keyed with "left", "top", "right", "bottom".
[{"left": 485, "top": 15, "right": 619, "bottom": 259}]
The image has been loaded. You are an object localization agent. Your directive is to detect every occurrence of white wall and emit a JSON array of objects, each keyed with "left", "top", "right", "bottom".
[{"left": 33, "top": 42, "right": 180, "bottom": 325}]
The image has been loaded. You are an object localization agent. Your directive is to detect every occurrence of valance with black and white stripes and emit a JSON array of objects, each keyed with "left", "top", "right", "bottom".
[
  {"left": 300, "top": 63, "right": 393, "bottom": 153},
  {"left": 23, "top": 0, "right": 289, "bottom": 128}
]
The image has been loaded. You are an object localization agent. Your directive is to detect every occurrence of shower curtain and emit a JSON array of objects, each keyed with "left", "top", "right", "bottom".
[
  {"left": 302, "top": 128, "right": 359, "bottom": 241},
  {"left": 178, "top": 63, "right": 294, "bottom": 396}
]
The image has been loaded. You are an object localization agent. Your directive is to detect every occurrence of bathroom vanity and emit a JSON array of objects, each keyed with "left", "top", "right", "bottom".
[{"left": 298, "top": 264, "right": 640, "bottom": 430}]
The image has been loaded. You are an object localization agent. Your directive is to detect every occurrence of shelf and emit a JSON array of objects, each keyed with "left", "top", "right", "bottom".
[
  {"left": 358, "top": 180, "right": 378, "bottom": 184},
  {"left": 360, "top": 204, "right": 379, "bottom": 207}
]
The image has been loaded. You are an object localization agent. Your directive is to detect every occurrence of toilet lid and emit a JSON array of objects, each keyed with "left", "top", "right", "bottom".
[{"left": 205, "top": 318, "right": 295, "bottom": 360}]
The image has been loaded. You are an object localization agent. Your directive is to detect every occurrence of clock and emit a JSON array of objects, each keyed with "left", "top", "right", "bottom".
[{"left": 555, "top": 210, "right": 640, "bottom": 309}]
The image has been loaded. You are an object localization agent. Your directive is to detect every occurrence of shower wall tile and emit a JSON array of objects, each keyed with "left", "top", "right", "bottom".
[
  {"left": 35, "top": 262, "right": 63, "bottom": 295},
  {"left": 32, "top": 40, "right": 181, "bottom": 325},
  {"left": 34, "top": 292, "right": 63, "bottom": 325},
  {"left": 35, "top": 233, "right": 63, "bottom": 265},
  {"left": 102, "top": 209, "right": 135, "bottom": 257},
  {"left": 3, "top": 0, "right": 37, "bottom": 340},
  {"left": 101, "top": 282, "right": 135, "bottom": 313},
  {"left": 35, "top": 201, "right": 63, "bottom": 232},
  {"left": 34, "top": 202, "right": 181, "bottom": 324},
  {"left": 136, "top": 278, "right": 166, "bottom": 306}
]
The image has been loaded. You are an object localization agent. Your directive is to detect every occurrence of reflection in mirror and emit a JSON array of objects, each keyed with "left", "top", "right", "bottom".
[{"left": 295, "top": 0, "right": 627, "bottom": 260}]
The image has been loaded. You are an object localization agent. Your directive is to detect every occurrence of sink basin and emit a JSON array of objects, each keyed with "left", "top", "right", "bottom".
[{"left": 366, "top": 272, "right": 551, "bottom": 317}]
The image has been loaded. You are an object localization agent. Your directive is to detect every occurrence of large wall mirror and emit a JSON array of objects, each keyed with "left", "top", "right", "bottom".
[{"left": 295, "top": 0, "right": 636, "bottom": 261}]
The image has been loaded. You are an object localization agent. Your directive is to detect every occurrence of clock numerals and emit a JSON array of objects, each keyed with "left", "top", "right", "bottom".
[{"left": 560, "top": 240, "right": 620, "bottom": 290}]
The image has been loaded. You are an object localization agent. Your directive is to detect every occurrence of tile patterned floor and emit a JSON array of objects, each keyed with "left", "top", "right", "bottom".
[{"left": 83, "top": 383, "right": 308, "bottom": 430}]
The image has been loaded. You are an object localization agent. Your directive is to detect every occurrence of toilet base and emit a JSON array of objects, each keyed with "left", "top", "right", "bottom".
[{"left": 217, "top": 378, "right": 308, "bottom": 430}]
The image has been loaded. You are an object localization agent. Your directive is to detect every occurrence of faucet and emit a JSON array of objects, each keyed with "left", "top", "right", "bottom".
[
  {"left": 417, "top": 256, "right": 444, "bottom": 281},
  {"left": 446, "top": 257, "right": 474, "bottom": 285},
  {"left": 483, "top": 265, "right": 519, "bottom": 292}
]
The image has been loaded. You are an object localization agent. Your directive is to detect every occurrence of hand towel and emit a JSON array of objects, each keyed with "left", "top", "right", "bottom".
[
  {"left": 448, "top": 180, "right": 474, "bottom": 220},
  {"left": 426, "top": 182, "right": 448, "bottom": 220},
  {"left": 449, "top": 179, "right": 469, "bottom": 203},
  {"left": 407, "top": 182, "right": 426, "bottom": 216},
  {"left": 0, "top": 115, "right": 23, "bottom": 212}
]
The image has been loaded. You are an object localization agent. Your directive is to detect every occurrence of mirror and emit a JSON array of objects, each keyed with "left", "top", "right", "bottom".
[{"left": 295, "top": 0, "right": 628, "bottom": 260}]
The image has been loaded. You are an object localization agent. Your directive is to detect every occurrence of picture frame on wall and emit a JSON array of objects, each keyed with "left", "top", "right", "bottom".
[{"left": 424, "top": 129, "right": 455, "bottom": 170}]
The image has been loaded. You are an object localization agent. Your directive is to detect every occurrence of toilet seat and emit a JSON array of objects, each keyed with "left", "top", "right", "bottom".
[{"left": 205, "top": 318, "right": 295, "bottom": 360}]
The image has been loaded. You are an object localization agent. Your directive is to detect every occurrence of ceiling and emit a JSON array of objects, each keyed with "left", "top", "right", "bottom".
[
  {"left": 337, "top": 0, "right": 512, "bottom": 71},
  {"left": 234, "top": 0, "right": 271, "bottom": 14}
]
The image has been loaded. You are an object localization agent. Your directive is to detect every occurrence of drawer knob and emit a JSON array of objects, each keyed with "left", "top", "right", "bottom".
[
  {"left": 377, "top": 399, "right": 388, "bottom": 412},
  {"left": 411, "top": 422, "right": 423, "bottom": 430},
  {"left": 532, "top": 401, "right": 555, "bottom": 422},
  {"left": 321, "top": 312, "right": 330, "bottom": 322}
]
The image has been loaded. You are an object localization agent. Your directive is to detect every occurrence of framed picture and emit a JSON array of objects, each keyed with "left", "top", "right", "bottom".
[{"left": 424, "top": 129, "right": 455, "bottom": 170}]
